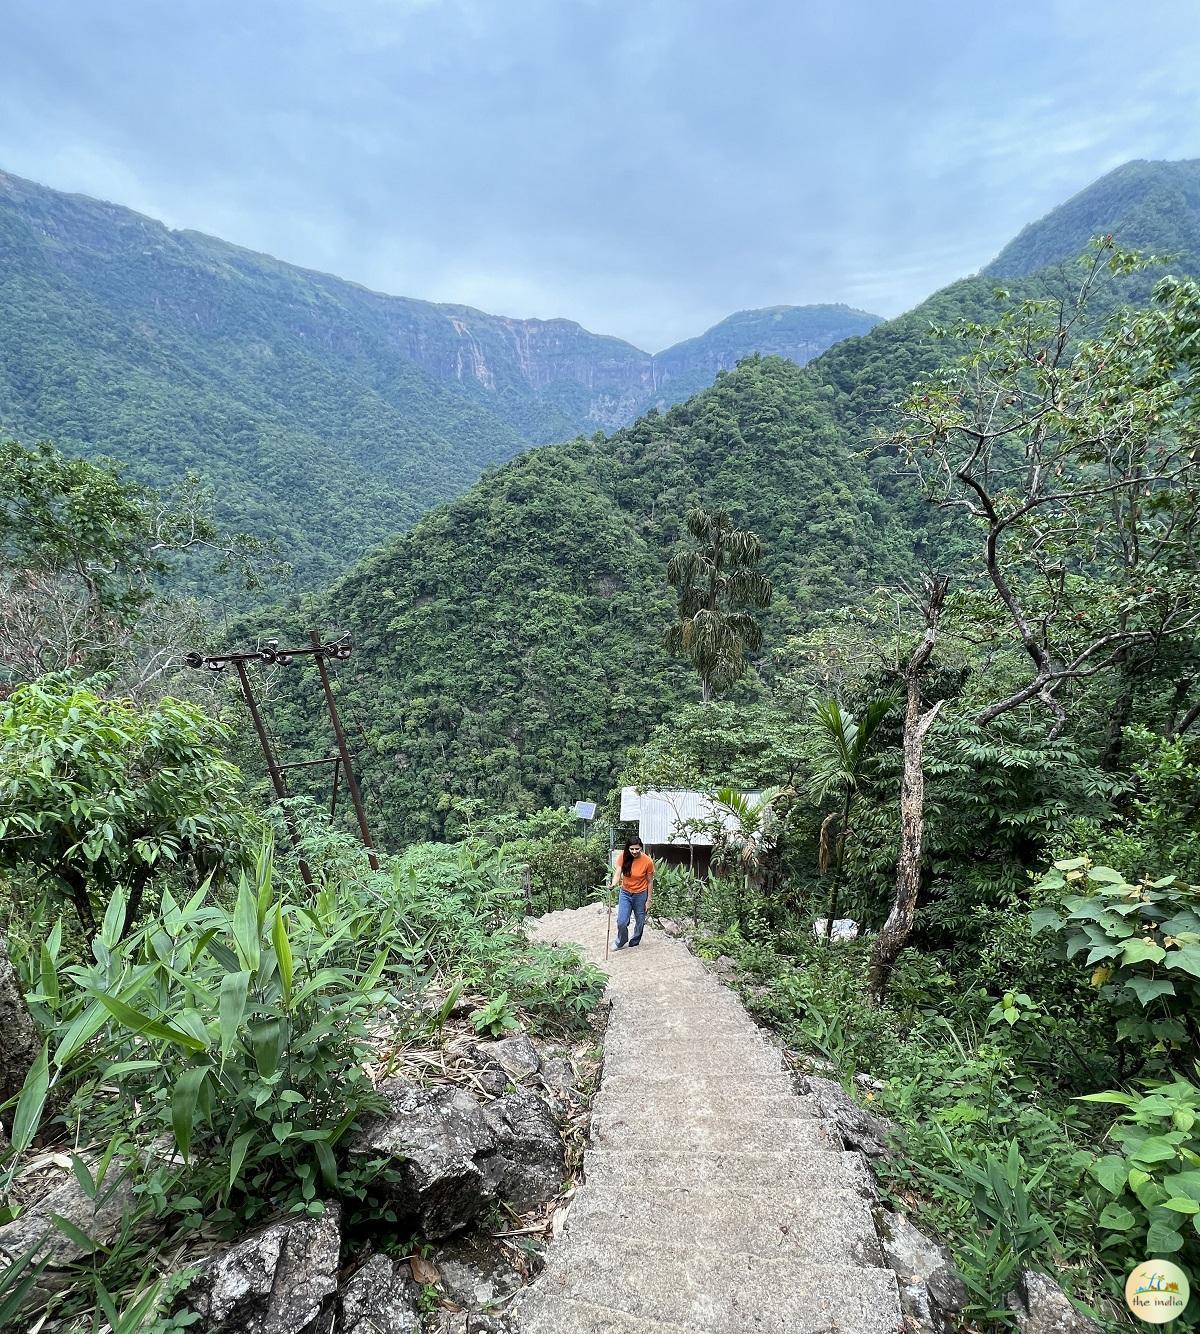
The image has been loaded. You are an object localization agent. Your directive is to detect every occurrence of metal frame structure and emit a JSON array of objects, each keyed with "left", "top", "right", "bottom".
[{"left": 185, "top": 630, "right": 380, "bottom": 885}]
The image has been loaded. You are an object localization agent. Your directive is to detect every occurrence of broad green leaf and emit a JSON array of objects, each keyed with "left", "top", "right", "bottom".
[
  {"left": 1087, "top": 867, "right": 1129, "bottom": 884},
  {"left": 1124, "top": 976, "right": 1177, "bottom": 1007},
  {"left": 93, "top": 994, "right": 207, "bottom": 1052},
  {"left": 1029, "top": 906, "right": 1062, "bottom": 936},
  {"left": 1098, "top": 1202, "right": 1135, "bottom": 1230},
  {"left": 232, "top": 879, "right": 261, "bottom": 975},
  {"left": 313, "top": 1138, "right": 338, "bottom": 1189},
  {"left": 54, "top": 1000, "right": 109, "bottom": 1067},
  {"left": 250, "top": 1018, "right": 285, "bottom": 1078},
  {"left": 228, "top": 1129, "right": 255, "bottom": 1196},
  {"left": 219, "top": 971, "right": 251, "bottom": 1060},
  {"left": 1163, "top": 1197, "right": 1200, "bottom": 1214},
  {"left": 1078, "top": 1091, "right": 1137, "bottom": 1106},
  {"left": 171, "top": 1066, "right": 210, "bottom": 1162},
  {"left": 1146, "top": 1219, "right": 1184, "bottom": 1253},
  {"left": 1164, "top": 943, "right": 1200, "bottom": 978},
  {"left": 1122, "top": 939, "right": 1166, "bottom": 965},
  {"left": 11, "top": 1043, "right": 50, "bottom": 1152},
  {"left": 1131, "top": 1137, "right": 1181, "bottom": 1166},
  {"left": 272, "top": 908, "right": 293, "bottom": 1005},
  {"left": 1095, "top": 1155, "right": 1127, "bottom": 1194}
]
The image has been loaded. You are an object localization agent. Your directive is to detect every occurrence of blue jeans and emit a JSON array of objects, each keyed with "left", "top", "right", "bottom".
[{"left": 616, "top": 889, "right": 647, "bottom": 947}]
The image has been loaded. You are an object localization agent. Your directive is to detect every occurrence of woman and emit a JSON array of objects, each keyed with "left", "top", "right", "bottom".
[{"left": 611, "top": 837, "right": 655, "bottom": 949}]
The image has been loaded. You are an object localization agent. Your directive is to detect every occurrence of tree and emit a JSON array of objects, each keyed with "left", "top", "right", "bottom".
[
  {"left": 897, "top": 247, "right": 1200, "bottom": 740},
  {"left": 708, "top": 785, "right": 790, "bottom": 892},
  {"left": 0, "top": 440, "right": 278, "bottom": 695},
  {"left": 0, "top": 678, "right": 252, "bottom": 933},
  {"left": 809, "top": 696, "right": 893, "bottom": 943},
  {"left": 665, "top": 508, "right": 772, "bottom": 702},
  {"left": 867, "top": 575, "right": 948, "bottom": 1002}
]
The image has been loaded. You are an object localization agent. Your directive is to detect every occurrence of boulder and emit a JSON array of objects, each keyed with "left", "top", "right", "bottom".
[
  {"left": 539, "top": 1056, "right": 576, "bottom": 1097},
  {"left": 802, "top": 1076, "right": 898, "bottom": 1157},
  {"left": 185, "top": 1202, "right": 341, "bottom": 1334},
  {"left": 484, "top": 1089, "right": 565, "bottom": 1210},
  {"left": 812, "top": 917, "right": 860, "bottom": 941},
  {"left": 878, "top": 1210, "right": 967, "bottom": 1332},
  {"left": 0, "top": 1165, "right": 137, "bottom": 1268},
  {"left": 433, "top": 1238, "right": 523, "bottom": 1310},
  {"left": 1006, "top": 1271, "right": 1103, "bottom": 1334},
  {"left": 348, "top": 1083, "right": 503, "bottom": 1239},
  {"left": 712, "top": 956, "right": 737, "bottom": 979},
  {"left": 474, "top": 1033, "right": 541, "bottom": 1085},
  {"left": 339, "top": 1254, "right": 420, "bottom": 1334}
]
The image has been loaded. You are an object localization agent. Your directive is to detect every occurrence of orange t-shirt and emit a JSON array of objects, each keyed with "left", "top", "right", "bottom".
[{"left": 618, "top": 852, "right": 655, "bottom": 894}]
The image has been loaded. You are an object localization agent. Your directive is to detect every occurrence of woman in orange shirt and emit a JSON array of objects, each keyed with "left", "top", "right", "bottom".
[{"left": 611, "top": 837, "right": 655, "bottom": 949}]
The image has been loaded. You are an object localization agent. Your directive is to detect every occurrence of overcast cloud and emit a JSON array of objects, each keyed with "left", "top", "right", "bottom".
[{"left": 4, "top": 0, "right": 1200, "bottom": 350}]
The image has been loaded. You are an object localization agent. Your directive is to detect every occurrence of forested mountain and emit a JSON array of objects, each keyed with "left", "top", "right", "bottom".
[
  {"left": 0, "top": 170, "right": 876, "bottom": 587},
  {"left": 250, "top": 158, "right": 1200, "bottom": 841},
  {"left": 984, "top": 157, "right": 1200, "bottom": 278}
]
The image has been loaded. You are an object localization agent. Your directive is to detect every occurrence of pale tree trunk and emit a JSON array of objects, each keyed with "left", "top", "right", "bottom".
[
  {"left": 867, "top": 576, "right": 948, "bottom": 1004},
  {"left": 0, "top": 935, "right": 39, "bottom": 1128}
]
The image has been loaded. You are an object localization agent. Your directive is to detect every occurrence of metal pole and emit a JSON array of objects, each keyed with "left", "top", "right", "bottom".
[
  {"left": 308, "top": 630, "right": 380, "bottom": 871},
  {"left": 232, "top": 660, "right": 314, "bottom": 890}
]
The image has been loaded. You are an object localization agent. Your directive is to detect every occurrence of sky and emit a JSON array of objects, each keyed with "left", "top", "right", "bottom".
[{"left": 5, "top": 0, "right": 1200, "bottom": 351}]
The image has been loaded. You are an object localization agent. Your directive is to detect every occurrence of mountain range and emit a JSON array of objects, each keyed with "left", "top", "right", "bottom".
[
  {"left": 0, "top": 169, "right": 877, "bottom": 586},
  {"left": 249, "top": 157, "right": 1200, "bottom": 840}
]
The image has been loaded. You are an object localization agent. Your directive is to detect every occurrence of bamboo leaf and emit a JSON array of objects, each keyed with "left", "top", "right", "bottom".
[
  {"left": 11, "top": 1043, "right": 49, "bottom": 1152},
  {"left": 219, "top": 971, "right": 251, "bottom": 1059},
  {"left": 93, "top": 993, "right": 208, "bottom": 1052},
  {"left": 171, "top": 1066, "right": 210, "bottom": 1162}
]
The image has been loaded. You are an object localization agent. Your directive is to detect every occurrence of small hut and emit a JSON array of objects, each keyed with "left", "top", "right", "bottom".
[{"left": 617, "top": 786, "right": 761, "bottom": 879}]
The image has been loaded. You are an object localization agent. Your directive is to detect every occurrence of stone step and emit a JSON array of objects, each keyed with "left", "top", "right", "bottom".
[
  {"left": 598, "top": 1069, "right": 799, "bottom": 1097},
  {"left": 566, "top": 1181, "right": 883, "bottom": 1265},
  {"left": 601, "top": 1043, "right": 787, "bottom": 1076},
  {"left": 590, "top": 1112, "right": 832, "bottom": 1153},
  {"left": 593, "top": 1091, "right": 816, "bottom": 1122},
  {"left": 509, "top": 1293, "right": 691, "bottom": 1333},
  {"left": 538, "top": 1238, "right": 903, "bottom": 1334},
  {"left": 583, "top": 1148, "right": 870, "bottom": 1195}
]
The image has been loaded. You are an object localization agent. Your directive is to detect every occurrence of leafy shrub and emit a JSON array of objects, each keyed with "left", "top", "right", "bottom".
[
  {"left": 1031, "top": 857, "right": 1200, "bottom": 1068},
  {"left": 1081, "top": 1074, "right": 1200, "bottom": 1285},
  {"left": 13, "top": 841, "right": 390, "bottom": 1225}
]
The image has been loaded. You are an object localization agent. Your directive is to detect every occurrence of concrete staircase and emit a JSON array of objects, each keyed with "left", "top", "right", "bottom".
[{"left": 508, "top": 905, "right": 903, "bottom": 1333}]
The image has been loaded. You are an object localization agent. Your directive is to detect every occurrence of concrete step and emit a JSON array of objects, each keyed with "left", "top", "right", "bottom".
[
  {"left": 590, "top": 1113, "right": 832, "bottom": 1153},
  {"left": 593, "top": 1091, "right": 817, "bottom": 1122},
  {"left": 538, "top": 1237, "right": 903, "bottom": 1334},
  {"left": 566, "top": 1182, "right": 884, "bottom": 1266},
  {"left": 509, "top": 1293, "right": 690, "bottom": 1333},
  {"left": 601, "top": 1042, "right": 787, "bottom": 1077},
  {"left": 598, "top": 1070, "right": 799, "bottom": 1098},
  {"left": 583, "top": 1148, "right": 871, "bottom": 1195}
]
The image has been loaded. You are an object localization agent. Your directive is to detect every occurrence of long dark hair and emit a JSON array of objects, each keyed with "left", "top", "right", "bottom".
[{"left": 621, "top": 838, "right": 642, "bottom": 876}]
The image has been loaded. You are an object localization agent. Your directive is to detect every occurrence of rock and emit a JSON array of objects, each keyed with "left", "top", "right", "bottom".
[
  {"left": 474, "top": 1033, "right": 541, "bottom": 1084},
  {"left": 854, "top": 1072, "right": 885, "bottom": 1092},
  {"left": 812, "top": 917, "right": 860, "bottom": 941},
  {"left": 339, "top": 1254, "right": 420, "bottom": 1334},
  {"left": 0, "top": 936, "right": 40, "bottom": 1115},
  {"left": 802, "top": 1076, "right": 898, "bottom": 1157},
  {"left": 433, "top": 1238, "right": 523, "bottom": 1310},
  {"left": 348, "top": 1083, "right": 502, "bottom": 1239},
  {"left": 712, "top": 955, "right": 736, "bottom": 979},
  {"left": 0, "top": 1165, "right": 137, "bottom": 1268},
  {"left": 878, "top": 1210, "right": 967, "bottom": 1332},
  {"left": 432, "top": 1315, "right": 509, "bottom": 1334},
  {"left": 186, "top": 1203, "right": 341, "bottom": 1333},
  {"left": 658, "top": 918, "right": 684, "bottom": 937},
  {"left": 539, "top": 1056, "right": 576, "bottom": 1097},
  {"left": 484, "top": 1089, "right": 565, "bottom": 1210},
  {"left": 1006, "top": 1270, "right": 1103, "bottom": 1334}
]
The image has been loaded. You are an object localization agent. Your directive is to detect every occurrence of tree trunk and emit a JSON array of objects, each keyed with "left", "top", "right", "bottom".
[
  {"left": 0, "top": 935, "right": 40, "bottom": 1127},
  {"left": 822, "top": 795, "right": 851, "bottom": 944},
  {"left": 867, "top": 692, "right": 944, "bottom": 1002},
  {"left": 867, "top": 574, "right": 948, "bottom": 1003}
]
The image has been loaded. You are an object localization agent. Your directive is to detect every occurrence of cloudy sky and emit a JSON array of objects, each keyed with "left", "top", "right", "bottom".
[{"left": 5, "top": 0, "right": 1200, "bottom": 350}]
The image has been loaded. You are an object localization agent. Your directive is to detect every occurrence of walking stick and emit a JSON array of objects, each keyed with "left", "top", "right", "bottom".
[{"left": 605, "top": 898, "right": 612, "bottom": 962}]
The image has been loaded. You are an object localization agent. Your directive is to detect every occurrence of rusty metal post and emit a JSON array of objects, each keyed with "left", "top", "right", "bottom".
[
  {"left": 232, "top": 659, "right": 314, "bottom": 890},
  {"left": 308, "top": 630, "right": 380, "bottom": 871}
]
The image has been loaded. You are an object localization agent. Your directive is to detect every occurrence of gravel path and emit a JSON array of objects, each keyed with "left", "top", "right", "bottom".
[{"left": 508, "top": 905, "right": 903, "bottom": 1333}]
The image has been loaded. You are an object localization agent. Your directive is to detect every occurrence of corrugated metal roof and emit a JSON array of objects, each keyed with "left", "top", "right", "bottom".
[{"left": 619, "top": 787, "right": 762, "bottom": 847}]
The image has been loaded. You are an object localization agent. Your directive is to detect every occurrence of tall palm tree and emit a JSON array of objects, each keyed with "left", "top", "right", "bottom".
[
  {"left": 665, "top": 509, "right": 771, "bottom": 703},
  {"left": 710, "top": 785, "right": 789, "bottom": 889},
  {"left": 809, "top": 696, "right": 893, "bottom": 943}
]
